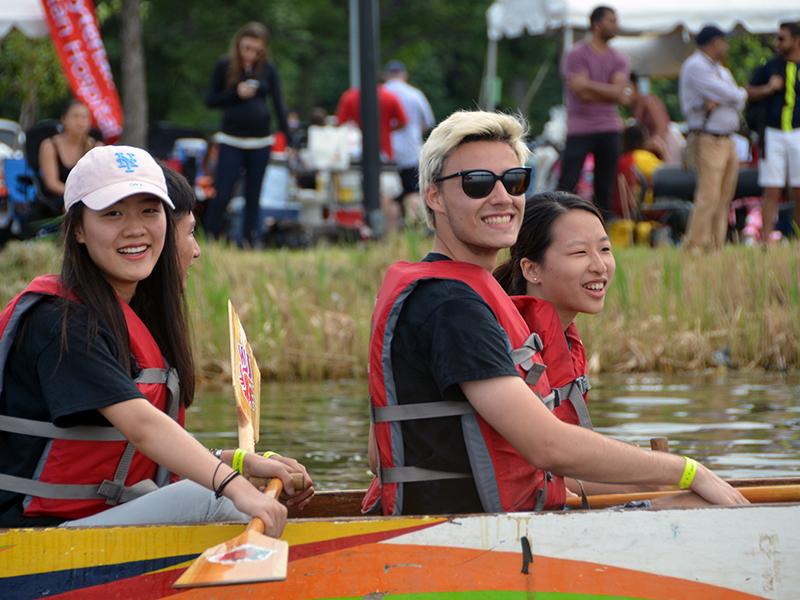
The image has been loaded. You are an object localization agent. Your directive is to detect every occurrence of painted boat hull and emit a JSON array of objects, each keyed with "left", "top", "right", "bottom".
[{"left": 2, "top": 501, "right": 798, "bottom": 600}]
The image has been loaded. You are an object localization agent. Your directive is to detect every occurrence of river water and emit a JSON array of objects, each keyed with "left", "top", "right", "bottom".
[{"left": 188, "top": 372, "right": 800, "bottom": 491}]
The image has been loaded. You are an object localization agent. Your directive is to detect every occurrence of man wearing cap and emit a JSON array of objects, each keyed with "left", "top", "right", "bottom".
[
  {"left": 382, "top": 60, "right": 436, "bottom": 230},
  {"left": 0, "top": 145, "right": 312, "bottom": 530},
  {"left": 557, "top": 5, "right": 632, "bottom": 223},
  {"left": 746, "top": 21, "right": 800, "bottom": 244},
  {"left": 679, "top": 25, "right": 748, "bottom": 250}
]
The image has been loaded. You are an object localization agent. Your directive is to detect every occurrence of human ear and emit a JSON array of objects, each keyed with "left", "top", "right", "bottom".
[
  {"left": 425, "top": 183, "right": 445, "bottom": 216},
  {"left": 520, "top": 258, "right": 541, "bottom": 285},
  {"left": 74, "top": 223, "right": 85, "bottom": 245}
]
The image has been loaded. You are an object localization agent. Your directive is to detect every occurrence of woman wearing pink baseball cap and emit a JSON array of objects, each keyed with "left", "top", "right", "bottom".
[{"left": 0, "top": 145, "right": 313, "bottom": 530}]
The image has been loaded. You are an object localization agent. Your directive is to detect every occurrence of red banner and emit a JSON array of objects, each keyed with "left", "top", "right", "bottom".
[{"left": 40, "top": 0, "right": 124, "bottom": 143}]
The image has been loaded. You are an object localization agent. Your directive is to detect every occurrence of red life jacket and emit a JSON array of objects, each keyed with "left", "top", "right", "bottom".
[
  {"left": 0, "top": 275, "right": 183, "bottom": 520},
  {"left": 362, "top": 260, "right": 566, "bottom": 516},
  {"left": 511, "top": 296, "right": 593, "bottom": 429}
]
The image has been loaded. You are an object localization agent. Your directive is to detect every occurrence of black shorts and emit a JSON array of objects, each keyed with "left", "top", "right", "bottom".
[{"left": 396, "top": 167, "right": 420, "bottom": 203}]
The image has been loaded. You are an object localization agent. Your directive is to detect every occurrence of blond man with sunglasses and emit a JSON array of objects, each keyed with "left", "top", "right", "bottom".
[{"left": 363, "top": 110, "right": 746, "bottom": 517}]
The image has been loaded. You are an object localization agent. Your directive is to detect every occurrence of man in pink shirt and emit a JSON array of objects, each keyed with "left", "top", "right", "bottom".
[{"left": 557, "top": 6, "right": 632, "bottom": 222}]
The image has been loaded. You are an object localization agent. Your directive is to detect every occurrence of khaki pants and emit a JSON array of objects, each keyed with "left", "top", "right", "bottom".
[{"left": 684, "top": 134, "right": 739, "bottom": 250}]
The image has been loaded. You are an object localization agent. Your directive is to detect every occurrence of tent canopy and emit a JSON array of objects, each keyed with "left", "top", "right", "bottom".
[
  {"left": 482, "top": 0, "right": 800, "bottom": 107},
  {"left": 0, "top": 0, "right": 47, "bottom": 40},
  {"left": 487, "top": 0, "right": 800, "bottom": 41}
]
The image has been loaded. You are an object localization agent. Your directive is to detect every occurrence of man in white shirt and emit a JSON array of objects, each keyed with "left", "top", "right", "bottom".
[
  {"left": 383, "top": 60, "right": 436, "bottom": 231},
  {"left": 679, "top": 26, "right": 748, "bottom": 250}
]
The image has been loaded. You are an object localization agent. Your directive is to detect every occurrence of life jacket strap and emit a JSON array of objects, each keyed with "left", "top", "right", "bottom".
[
  {"left": 0, "top": 415, "right": 127, "bottom": 441},
  {"left": 373, "top": 400, "right": 476, "bottom": 422},
  {"left": 381, "top": 466, "right": 473, "bottom": 484},
  {"left": 533, "top": 472, "right": 549, "bottom": 511},
  {"left": 511, "top": 333, "right": 546, "bottom": 385},
  {"left": 0, "top": 472, "right": 157, "bottom": 501}
]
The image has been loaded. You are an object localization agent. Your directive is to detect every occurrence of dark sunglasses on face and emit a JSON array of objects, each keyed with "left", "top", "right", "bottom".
[{"left": 434, "top": 167, "right": 532, "bottom": 199}]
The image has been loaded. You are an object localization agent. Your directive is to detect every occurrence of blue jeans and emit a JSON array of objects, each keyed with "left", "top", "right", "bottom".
[{"left": 205, "top": 143, "right": 271, "bottom": 246}]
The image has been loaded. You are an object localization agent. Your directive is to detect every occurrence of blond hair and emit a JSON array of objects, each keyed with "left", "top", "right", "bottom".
[{"left": 418, "top": 110, "right": 530, "bottom": 229}]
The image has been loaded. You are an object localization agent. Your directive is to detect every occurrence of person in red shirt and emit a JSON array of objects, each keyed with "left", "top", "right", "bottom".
[{"left": 335, "top": 86, "right": 407, "bottom": 162}]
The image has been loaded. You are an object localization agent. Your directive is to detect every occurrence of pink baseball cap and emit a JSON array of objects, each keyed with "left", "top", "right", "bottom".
[{"left": 64, "top": 145, "right": 174, "bottom": 212}]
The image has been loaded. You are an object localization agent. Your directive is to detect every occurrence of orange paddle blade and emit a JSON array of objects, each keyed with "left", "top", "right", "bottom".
[
  {"left": 174, "top": 479, "right": 287, "bottom": 588},
  {"left": 173, "top": 530, "right": 288, "bottom": 587}
]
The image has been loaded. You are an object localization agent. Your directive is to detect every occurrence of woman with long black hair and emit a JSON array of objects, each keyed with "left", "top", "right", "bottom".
[
  {"left": 205, "top": 22, "right": 291, "bottom": 247},
  {"left": 0, "top": 146, "right": 311, "bottom": 529}
]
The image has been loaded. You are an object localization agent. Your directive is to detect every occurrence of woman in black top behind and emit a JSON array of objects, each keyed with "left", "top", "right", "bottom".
[{"left": 205, "top": 21, "right": 291, "bottom": 247}]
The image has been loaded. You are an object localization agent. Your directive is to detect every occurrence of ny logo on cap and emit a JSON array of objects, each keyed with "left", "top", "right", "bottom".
[{"left": 115, "top": 152, "right": 139, "bottom": 173}]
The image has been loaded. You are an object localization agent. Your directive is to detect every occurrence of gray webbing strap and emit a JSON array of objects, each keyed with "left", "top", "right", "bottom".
[
  {"left": 0, "top": 293, "right": 44, "bottom": 397},
  {"left": 381, "top": 466, "right": 472, "bottom": 484},
  {"left": 533, "top": 472, "right": 548, "bottom": 511},
  {"left": 566, "top": 375, "right": 594, "bottom": 430},
  {"left": 372, "top": 401, "right": 476, "bottom": 423},
  {"left": 539, "top": 390, "right": 558, "bottom": 412},
  {"left": 511, "top": 333, "right": 546, "bottom": 385},
  {"left": 525, "top": 363, "right": 546, "bottom": 386},
  {"left": 0, "top": 367, "right": 180, "bottom": 503},
  {"left": 0, "top": 415, "right": 127, "bottom": 441},
  {"left": 98, "top": 442, "right": 138, "bottom": 505},
  {"left": 0, "top": 472, "right": 157, "bottom": 501},
  {"left": 577, "top": 479, "right": 589, "bottom": 509},
  {"left": 134, "top": 367, "right": 180, "bottom": 421}
]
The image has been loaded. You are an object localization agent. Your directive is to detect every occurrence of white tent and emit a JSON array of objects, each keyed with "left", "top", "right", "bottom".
[
  {"left": 0, "top": 0, "right": 47, "bottom": 40},
  {"left": 484, "top": 0, "right": 800, "bottom": 108}
]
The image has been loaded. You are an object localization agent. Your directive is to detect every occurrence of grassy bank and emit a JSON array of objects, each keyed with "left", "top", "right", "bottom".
[{"left": 2, "top": 230, "right": 798, "bottom": 387}]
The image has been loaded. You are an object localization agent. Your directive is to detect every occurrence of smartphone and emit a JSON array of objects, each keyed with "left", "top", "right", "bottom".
[{"left": 245, "top": 79, "right": 259, "bottom": 89}]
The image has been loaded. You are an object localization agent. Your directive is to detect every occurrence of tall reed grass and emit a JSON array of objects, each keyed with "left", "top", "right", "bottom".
[{"left": 1, "top": 232, "right": 797, "bottom": 388}]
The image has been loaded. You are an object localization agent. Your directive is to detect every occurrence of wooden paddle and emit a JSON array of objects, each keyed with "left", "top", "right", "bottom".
[
  {"left": 174, "top": 302, "right": 300, "bottom": 589},
  {"left": 227, "top": 300, "right": 305, "bottom": 491},
  {"left": 228, "top": 300, "right": 260, "bottom": 454},
  {"left": 565, "top": 484, "right": 800, "bottom": 510},
  {"left": 173, "top": 473, "right": 304, "bottom": 588}
]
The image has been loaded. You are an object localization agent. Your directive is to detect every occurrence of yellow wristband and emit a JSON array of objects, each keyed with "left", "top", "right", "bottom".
[
  {"left": 263, "top": 451, "right": 282, "bottom": 459},
  {"left": 232, "top": 448, "right": 248, "bottom": 474},
  {"left": 679, "top": 457, "right": 698, "bottom": 489}
]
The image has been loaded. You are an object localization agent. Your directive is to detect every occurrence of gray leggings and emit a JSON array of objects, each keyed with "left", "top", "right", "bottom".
[{"left": 60, "top": 479, "right": 249, "bottom": 527}]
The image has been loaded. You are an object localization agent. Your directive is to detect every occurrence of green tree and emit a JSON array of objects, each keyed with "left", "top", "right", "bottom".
[{"left": 0, "top": 30, "right": 69, "bottom": 129}]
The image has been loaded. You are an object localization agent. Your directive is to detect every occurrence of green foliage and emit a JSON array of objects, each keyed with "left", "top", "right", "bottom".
[
  {"left": 1, "top": 4, "right": 780, "bottom": 140},
  {"left": 727, "top": 33, "right": 774, "bottom": 86},
  {"left": 0, "top": 31, "right": 69, "bottom": 123}
]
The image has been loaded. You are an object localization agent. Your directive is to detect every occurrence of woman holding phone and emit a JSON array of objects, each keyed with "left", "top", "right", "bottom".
[{"left": 205, "top": 21, "right": 292, "bottom": 247}]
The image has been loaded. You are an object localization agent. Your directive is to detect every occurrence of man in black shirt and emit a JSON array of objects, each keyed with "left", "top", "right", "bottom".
[
  {"left": 365, "top": 110, "right": 747, "bottom": 516},
  {"left": 747, "top": 21, "right": 800, "bottom": 243}
]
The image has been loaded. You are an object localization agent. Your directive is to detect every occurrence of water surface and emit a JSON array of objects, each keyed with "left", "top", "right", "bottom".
[{"left": 187, "top": 372, "right": 800, "bottom": 490}]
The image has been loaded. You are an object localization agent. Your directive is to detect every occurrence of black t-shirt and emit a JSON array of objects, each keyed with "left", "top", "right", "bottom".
[
  {"left": 205, "top": 56, "right": 290, "bottom": 139},
  {"left": 750, "top": 57, "right": 800, "bottom": 130},
  {"left": 390, "top": 254, "right": 521, "bottom": 515},
  {"left": 0, "top": 297, "right": 145, "bottom": 527}
]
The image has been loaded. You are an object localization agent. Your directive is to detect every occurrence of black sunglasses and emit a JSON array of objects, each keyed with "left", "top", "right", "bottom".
[{"left": 434, "top": 167, "right": 532, "bottom": 199}]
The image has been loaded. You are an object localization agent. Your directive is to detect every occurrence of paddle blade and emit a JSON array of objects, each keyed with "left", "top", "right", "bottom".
[
  {"left": 229, "top": 300, "right": 261, "bottom": 450},
  {"left": 173, "top": 529, "right": 288, "bottom": 588}
]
